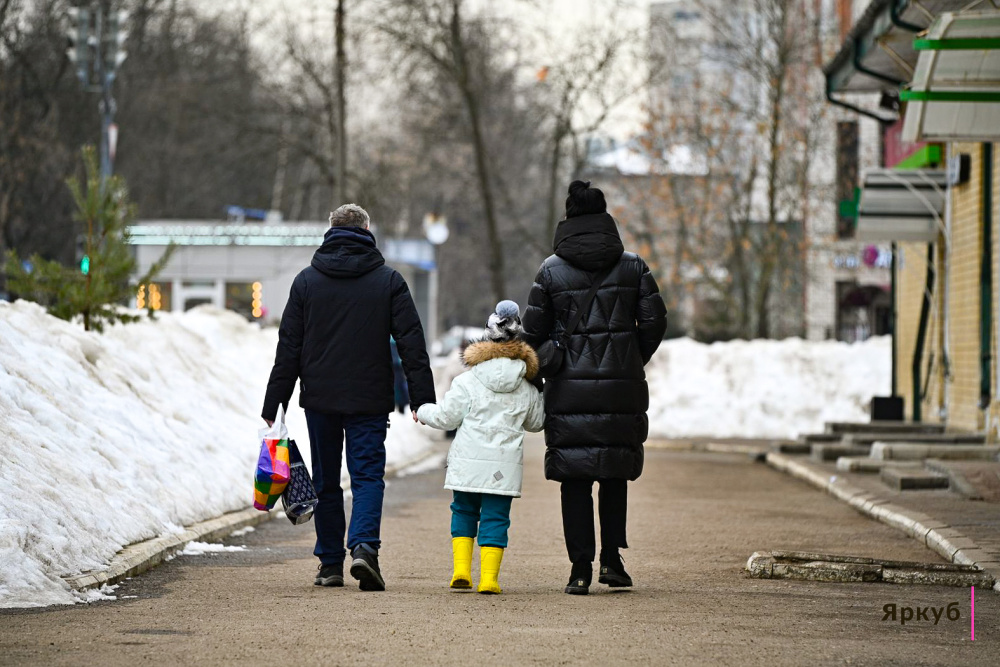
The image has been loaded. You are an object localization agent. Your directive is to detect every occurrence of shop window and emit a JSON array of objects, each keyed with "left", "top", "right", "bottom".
[
  {"left": 225, "top": 282, "right": 264, "bottom": 321},
  {"left": 184, "top": 297, "right": 213, "bottom": 311},
  {"left": 136, "top": 282, "right": 172, "bottom": 312},
  {"left": 836, "top": 281, "right": 890, "bottom": 342}
]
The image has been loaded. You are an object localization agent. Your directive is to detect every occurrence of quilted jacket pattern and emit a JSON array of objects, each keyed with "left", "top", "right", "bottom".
[{"left": 523, "top": 212, "right": 667, "bottom": 481}]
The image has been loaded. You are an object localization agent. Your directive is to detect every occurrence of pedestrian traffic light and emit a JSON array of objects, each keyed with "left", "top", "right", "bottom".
[
  {"left": 65, "top": 7, "right": 92, "bottom": 86},
  {"left": 80, "top": 255, "right": 90, "bottom": 275},
  {"left": 103, "top": 10, "right": 129, "bottom": 80}
]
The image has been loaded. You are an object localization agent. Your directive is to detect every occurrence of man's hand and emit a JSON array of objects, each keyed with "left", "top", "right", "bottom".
[
  {"left": 411, "top": 410, "right": 419, "bottom": 423},
  {"left": 265, "top": 419, "right": 274, "bottom": 427}
]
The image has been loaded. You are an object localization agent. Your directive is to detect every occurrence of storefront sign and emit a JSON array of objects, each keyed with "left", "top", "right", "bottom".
[{"left": 833, "top": 245, "right": 892, "bottom": 270}]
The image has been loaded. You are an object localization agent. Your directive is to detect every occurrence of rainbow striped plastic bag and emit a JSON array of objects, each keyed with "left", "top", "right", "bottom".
[{"left": 253, "top": 405, "right": 291, "bottom": 511}]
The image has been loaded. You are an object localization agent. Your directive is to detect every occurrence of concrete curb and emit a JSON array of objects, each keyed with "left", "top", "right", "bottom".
[
  {"left": 63, "top": 507, "right": 273, "bottom": 592},
  {"left": 765, "top": 451, "right": 1000, "bottom": 593},
  {"left": 64, "top": 446, "right": 446, "bottom": 593},
  {"left": 646, "top": 440, "right": 770, "bottom": 458}
]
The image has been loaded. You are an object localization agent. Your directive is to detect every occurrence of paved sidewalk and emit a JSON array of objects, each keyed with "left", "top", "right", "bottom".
[
  {"left": 1, "top": 437, "right": 994, "bottom": 666},
  {"left": 767, "top": 451, "right": 1000, "bottom": 589}
]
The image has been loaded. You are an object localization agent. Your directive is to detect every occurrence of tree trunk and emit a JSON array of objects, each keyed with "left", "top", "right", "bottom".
[
  {"left": 462, "top": 87, "right": 506, "bottom": 304},
  {"left": 270, "top": 121, "right": 289, "bottom": 213},
  {"left": 334, "top": 0, "right": 347, "bottom": 206},
  {"left": 450, "top": 0, "right": 505, "bottom": 303},
  {"left": 0, "top": 186, "right": 10, "bottom": 292},
  {"left": 544, "top": 124, "right": 564, "bottom": 246},
  {"left": 754, "top": 9, "right": 790, "bottom": 339}
]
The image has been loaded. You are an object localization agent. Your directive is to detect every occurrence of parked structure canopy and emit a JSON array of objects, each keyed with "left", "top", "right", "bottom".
[
  {"left": 901, "top": 11, "right": 1000, "bottom": 141},
  {"left": 823, "top": 0, "right": 979, "bottom": 122},
  {"left": 855, "top": 169, "right": 947, "bottom": 242}
]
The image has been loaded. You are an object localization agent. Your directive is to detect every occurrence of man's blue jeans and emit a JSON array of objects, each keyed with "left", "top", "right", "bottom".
[
  {"left": 450, "top": 491, "right": 513, "bottom": 548},
  {"left": 305, "top": 410, "right": 388, "bottom": 565}
]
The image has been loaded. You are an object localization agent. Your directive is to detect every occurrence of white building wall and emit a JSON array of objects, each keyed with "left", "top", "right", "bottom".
[{"left": 134, "top": 243, "right": 437, "bottom": 342}]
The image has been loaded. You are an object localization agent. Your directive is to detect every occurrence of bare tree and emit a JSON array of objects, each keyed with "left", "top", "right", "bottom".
[
  {"left": 533, "top": 9, "right": 651, "bottom": 244},
  {"left": 374, "top": 0, "right": 513, "bottom": 303},
  {"left": 615, "top": 0, "right": 828, "bottom": 340},
  {"left": 334, "top": 0, "right": 347, "bottom": 206}
]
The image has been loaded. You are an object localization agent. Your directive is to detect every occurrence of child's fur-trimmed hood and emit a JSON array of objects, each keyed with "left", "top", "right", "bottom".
[{"left": 462, "top": 339, "right": 539, "bottom": 381}]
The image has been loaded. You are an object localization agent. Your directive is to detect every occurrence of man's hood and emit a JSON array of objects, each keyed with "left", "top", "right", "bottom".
[
  {"left": 552, "top": 212, "right": 625, "bottom": 271},
  {"left": 311, "top": 226, "right": 385, "bottom": 278}
]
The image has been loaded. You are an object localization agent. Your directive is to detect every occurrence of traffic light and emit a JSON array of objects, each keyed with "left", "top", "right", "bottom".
[
  {"left": 65, "top": 6, "right": 92, "bottom": 86},
  {"left": 103, "top": 10, "right": 129, "bottom": 81},
  {"left": 80, "top": 255, "right": 90, "bottom": 275}
]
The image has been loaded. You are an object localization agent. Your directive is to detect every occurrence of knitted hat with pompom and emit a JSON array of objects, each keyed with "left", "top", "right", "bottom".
[{"left": 484, "top": 300, "right": 523, "bottom": 342}]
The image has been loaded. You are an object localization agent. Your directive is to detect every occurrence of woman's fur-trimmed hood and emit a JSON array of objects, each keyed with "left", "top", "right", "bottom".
[{"left": 462, "top": 339, "right": 539, "bottom": 381}]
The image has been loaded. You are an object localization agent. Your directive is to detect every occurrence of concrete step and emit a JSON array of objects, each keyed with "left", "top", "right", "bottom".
[
  {"left": 771, "top": 441, "right": 812, "bottom": 455},
  {"left": 880, "top": 467, "right": 950, "bottom": 491},
  {"left": 811, "top": 443, "right": 871, "bottom": 462},
  {"left": 842, "top": 432, "right": 985, "bottom": 446},
  {"left": 802, "top": 433, "right": 844, "bottom": 444},
  {"left": 835, "top": 457, "right": 923, "bottom": 473},
  {"left": 925, "top": 459, "right": 1000, "bottom": 501},
  {"left": 870, "top": 443, "right": 1000, "bottom": 461},
  {"left": 825, "top": 421, "right": 946, "bottom": 435}
]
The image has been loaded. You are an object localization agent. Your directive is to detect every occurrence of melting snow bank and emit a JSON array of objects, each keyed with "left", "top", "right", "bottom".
[
  {"left": 0, "top": 301, "right": 434, "bottom": 608},
  {"left": 646, "top": 336, "right": 890, "bottom": 439}
]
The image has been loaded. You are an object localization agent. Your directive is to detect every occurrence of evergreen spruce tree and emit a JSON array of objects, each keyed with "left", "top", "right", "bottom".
[{"left": 4, "top": 146, "right": 175, "bottom": 332}]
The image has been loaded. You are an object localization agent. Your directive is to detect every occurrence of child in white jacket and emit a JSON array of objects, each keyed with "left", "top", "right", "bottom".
[{"left": 417, "top": 301, "right": 544, "bottom": 594}]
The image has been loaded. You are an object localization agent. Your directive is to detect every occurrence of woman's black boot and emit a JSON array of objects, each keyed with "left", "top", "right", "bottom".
[
  {"left": 598, "top": 550, "right": 633, "bottom": 588},
  {"left": 564, "top": 561, "right": 592, "bottom": 595}
]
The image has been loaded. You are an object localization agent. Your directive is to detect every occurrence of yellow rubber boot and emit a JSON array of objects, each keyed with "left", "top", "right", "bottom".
[
  {"left": 477, "top": 546, "right": 504, "bottom": 594},
  {"left": 450, "top": 537, "right": 474, "bottom": 589}
]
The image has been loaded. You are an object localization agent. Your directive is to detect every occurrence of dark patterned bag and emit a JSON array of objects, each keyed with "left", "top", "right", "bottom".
[
  {"left": 536, "top": 267, "right": 612, "bottom": 376},
  {"left": 281, "top": 440, "right": 318, "bottom": 525}
]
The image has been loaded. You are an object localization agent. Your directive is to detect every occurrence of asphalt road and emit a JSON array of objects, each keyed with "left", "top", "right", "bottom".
[{"left": 1, "top": 437, "right": 994, "bottom": 666}]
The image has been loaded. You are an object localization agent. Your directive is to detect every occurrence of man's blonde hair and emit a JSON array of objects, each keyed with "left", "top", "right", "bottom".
[{"left": 329, "top": 204, "right": 370, "bottom": 228}]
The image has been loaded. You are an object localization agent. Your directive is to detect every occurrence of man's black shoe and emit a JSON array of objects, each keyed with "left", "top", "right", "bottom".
[
  {"left": 314, "top": 562, "right": 344, "bottom": 587},
  {"left": 349, "top": 543, "right": 386, "bottom": 591},
  {"left": 598, "top": 551, "right": 633, "bottom": 588},
  {"left": 564, "top": 561, "right": 591, "bottom": 595}
]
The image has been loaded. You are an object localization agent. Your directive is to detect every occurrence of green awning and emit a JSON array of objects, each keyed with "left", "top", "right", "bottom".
[{"left": 901, "top": 12, "right": 1000, "bottom": 142}]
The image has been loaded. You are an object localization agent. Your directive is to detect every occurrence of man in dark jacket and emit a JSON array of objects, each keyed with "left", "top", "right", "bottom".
[
  {"left": 262, "top": 203, "right": 435, "bottom": 592},
  {"left": 522, "top": 180, "right": 667, "bottom": 595}
]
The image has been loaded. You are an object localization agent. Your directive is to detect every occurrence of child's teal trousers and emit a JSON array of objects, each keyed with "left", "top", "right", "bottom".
[{"left": 450, "top": 490, "right": 513, "bottom": 548}]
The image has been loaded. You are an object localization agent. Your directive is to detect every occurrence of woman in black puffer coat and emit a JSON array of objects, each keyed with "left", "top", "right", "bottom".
[{"left": 522, "top": 180, "right": 667, "bottom": 595}]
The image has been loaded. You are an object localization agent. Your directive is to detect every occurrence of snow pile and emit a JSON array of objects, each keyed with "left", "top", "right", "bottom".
[
  {"left": 431, "top": 332, "right": 889, "bottom": 440},
  {"left": 646, "top": 336, "right": 890, "bottom": 439},
  {"left": 0, "top": 301, "right": 434, "bottom": 608},
  {"left": 73, "top": 583, "right": 119, "bottom": 604},
  {"left": 178, "top": 541, "right": 246, "bottom": 556}
]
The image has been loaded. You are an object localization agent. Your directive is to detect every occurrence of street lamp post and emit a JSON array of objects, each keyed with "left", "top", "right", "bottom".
[{"left": 66, "top": 1, "right": 128, "bottom": 187}]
